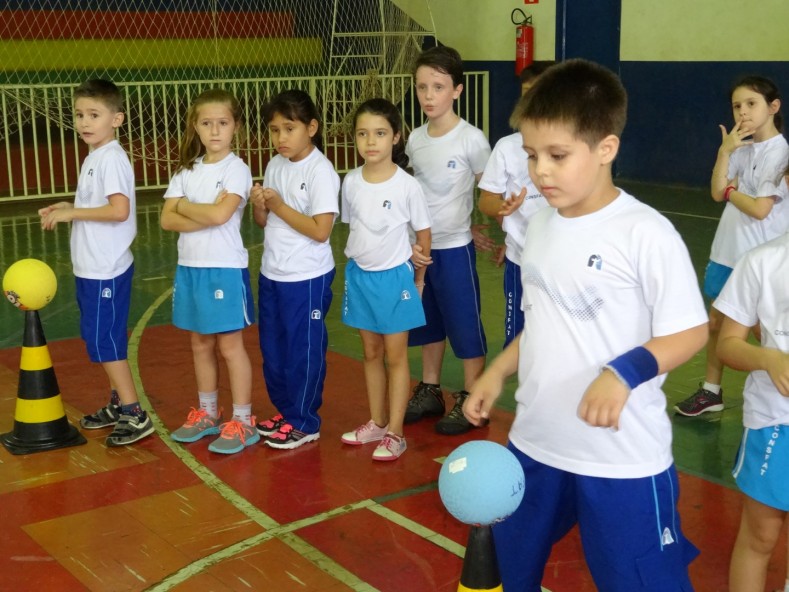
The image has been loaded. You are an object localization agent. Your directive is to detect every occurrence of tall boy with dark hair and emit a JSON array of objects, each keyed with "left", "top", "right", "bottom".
[{"left": 404, "top": 45, "right": 491, "bottom": 435}]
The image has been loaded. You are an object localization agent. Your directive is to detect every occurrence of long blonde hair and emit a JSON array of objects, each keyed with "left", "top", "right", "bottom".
[{"left": 177, "top": 89, "right": 244, "bottom": 171}]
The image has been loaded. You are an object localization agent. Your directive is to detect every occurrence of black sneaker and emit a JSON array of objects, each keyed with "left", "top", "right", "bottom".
[
  {"left": 80, "top": 403, "right": 121, "bottom": 429},
  {"left": 404, "top": 382, "right": 445, "bottom": 424},
  {"left": 435, "top": 391, "right": 488, "bottom": 435},
  {"left": 105, "top": 412, "right": 155, "bottom": 447},
  {"left": 674, "top": 385, "right": 724, "bottom": 417}
]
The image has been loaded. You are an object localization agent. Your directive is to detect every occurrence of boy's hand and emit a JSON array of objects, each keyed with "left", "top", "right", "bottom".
[
  {"left": 471, "top": 224, "right": 497, "bottom": 252},
  {"left": 765, "top": 349, "right": 789, "bottom": 396},
  {"left": 498, "top": 187, "right": 527, "bottom": 217},
  {"left": 410, "top": 244, "right": 432, "bottom": 268},
  {"left": 492, "top": 244, "right": 507, "bottom": 267},
  {"left": 577, "top": 370, "right": 630, "bottom": 430},
  {"left": 249, "top": 183, "right": 267, "bottom": 210},
  {"left": 719, "top": 121, "right": 753, "bottom": 155},
  {"left": 40, "top": 202, "right": 74, "bottom": 230},
  {"left": 464, "top": 370, "right": 503, "bottom": 426}
]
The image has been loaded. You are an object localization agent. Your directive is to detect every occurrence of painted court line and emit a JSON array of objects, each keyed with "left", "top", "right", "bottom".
[{"left": 129, "top": 288, "right": 468, "bottom": 592}]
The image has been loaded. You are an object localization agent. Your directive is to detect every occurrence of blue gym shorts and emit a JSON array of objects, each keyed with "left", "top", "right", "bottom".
[
  {"left": 493, "top": 443, "right": 698, "bottom": 592},
  {"left": 407, "top": 242, "right": 487, "bottom": 359},
  {"left": 703, "top": 260, "right": 733, "bottom": 300},
  {"left": 76, "top": 264, "right": 134, "bottom": 363},
  {"left": 172, "top": 266, "right": 254, "bottom": 335},
  {"left": 342, "top": 259, "right": 425, "bottom": 334},
  {"left": 503, "top": 257, "right": 524, "bottom": 348},
  {"left": 733, "top": 425, "right": 789, "bottom": 511}
]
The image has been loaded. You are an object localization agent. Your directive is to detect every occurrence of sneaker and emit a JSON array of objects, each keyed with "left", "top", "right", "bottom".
[
  {"left": 80, "top": 403, "right": 121, "bottom": 429},
  {"left": 171, "top": 407, "right": 222, "bottom": 442},
  {"left": 208, "top": 418, "right": 261, "bottom": 454},
  {"left": 264, "top": 423, "right": 320, "bottom": 450},
  {"left": 404, "top": 382, "right": 445, "bottom": 424},
  {"left": 256, "top": 413, "right": 286, "bottom": 437},
  {"left": 435, "top": 391, "right": 488, "bottom": 435},
  {"left": 105, "top": 412, "right": 155, "bottom": 447},
  {"left": 674, "top": 385, "right": 724, "bottom": 417},
  {"left": 341, "top": 420, "right": 389, "bottom": 445},
  {"left": 372, "top": 432, "right": 407, "bottom": 461}
]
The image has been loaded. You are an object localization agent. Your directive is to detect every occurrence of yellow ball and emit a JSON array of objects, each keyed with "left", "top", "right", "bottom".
[{"left": 3, "top": 259, "right": 58, "bottom": 311}]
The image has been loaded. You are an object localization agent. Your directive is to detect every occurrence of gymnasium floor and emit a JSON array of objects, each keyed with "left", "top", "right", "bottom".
[{"left": 0, "top": 180, "right": 785, "bottom": 591}]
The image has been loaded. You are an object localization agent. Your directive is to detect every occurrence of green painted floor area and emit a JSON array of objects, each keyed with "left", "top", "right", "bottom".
[{"left": 0, "top": 180, "right": 746, "bottom": 488}]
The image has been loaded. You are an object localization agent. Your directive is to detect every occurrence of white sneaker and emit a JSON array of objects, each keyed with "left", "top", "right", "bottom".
[
  {"left": 341, "top": 419, "right": 388, "bottom": 445},
  {"left": 372, "top": 432, "right": 406, "bottom": 461}
]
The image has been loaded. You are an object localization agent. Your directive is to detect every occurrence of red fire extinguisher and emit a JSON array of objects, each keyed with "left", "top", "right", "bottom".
[{"left": 512, "top": 9, "right": 534, "bottom": 76}]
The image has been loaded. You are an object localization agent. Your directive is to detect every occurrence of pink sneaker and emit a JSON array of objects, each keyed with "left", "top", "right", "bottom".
[
  {"left": 341, "top": 420, "right": 389, "bottom": 445},
  {"left": 372, "top": 432, "right": 407, "bottom": 461}
]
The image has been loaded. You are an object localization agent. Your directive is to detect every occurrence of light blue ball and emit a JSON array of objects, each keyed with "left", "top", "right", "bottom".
[{"left": 438, "top": 440, "right": 525, "bottom": 525}]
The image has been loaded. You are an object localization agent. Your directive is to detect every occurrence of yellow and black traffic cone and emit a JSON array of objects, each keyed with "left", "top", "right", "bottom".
[
  {"left": 458, "top": 525, "right": 503, "bottom": 592},
  {"left": 1, "top": 310, "right": 86, "bottom": 454}
]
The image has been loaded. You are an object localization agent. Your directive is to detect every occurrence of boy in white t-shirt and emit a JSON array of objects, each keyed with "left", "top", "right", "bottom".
[
  {"left": 404, "top": 45, "right": 492, "bottom": 436},
  {"left": 478, "top": 62, "right": 551, "bottom": 348},
  {"left": 464, "top": 60, "right": 708, "bottom": 591},
  {"left": 39, "top": 79, "right": 153, "bottom": 447}
]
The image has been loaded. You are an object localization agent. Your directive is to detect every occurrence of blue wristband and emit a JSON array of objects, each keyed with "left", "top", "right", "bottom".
[{"left": 604, "top": 346, "right": 659, "bottom": 390}]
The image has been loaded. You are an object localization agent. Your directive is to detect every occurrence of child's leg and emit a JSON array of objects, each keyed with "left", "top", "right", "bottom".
[
  {"left": 258, "top": 274, "right": 288, "bottom": 415},
  {"left": 705, "top": 305, "right": 725, "bottom": 385},
  {"left": 382, "top": 331, "right": 410, "bottom": 436},
  {"left": 191, "top": 332, "right": 219, "bottom": 392},
  {"left": 421, "top": 340, "right": 445, "bottom": 385},
  {"left": 359, "top": 330, "right": 387, "bottom": 427},
  {"left": 729, "top": 497, "right": 786, "bottom": 592},
  {"left": 216, "top": 330, "right": 252, "bottom": 420},
  {"left": 101, "top": 360, "right": 138, "bottom": 406},
  {"left": 462, "top": 356, "right": 485, "bottom": 392},
  {"left": 492, "top": 444, "right": 576, "bottom": 591},
  {"left": 577, "top": 465, "right": 697, "bottom": 592}
]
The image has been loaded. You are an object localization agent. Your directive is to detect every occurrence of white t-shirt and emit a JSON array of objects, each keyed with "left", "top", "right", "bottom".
[
  {"left": 164, "top": 153, "right": 251, "bottom": 268},
  {"left": 709, "top": 133, "right": 789, "bottom": 268},
  {"left": 406, "top": 119, "right": 491, "bottom": 249},
  {"left": 478, "top": 132, "right": 548, "bottom": 264},
  {"left": 713, "top": 230, "right": 789, "bottom": 429},
  {"left": 511, "top": 191, "right": 708, "bottom": 479},
  {"left": 71, "top": 140, "right": 136, "bottom": 279},
  {"left": 261, "top": 149, "right": 340, "bottom": 281},
  {"left": 341, "top": 166, "right": 431, "bottom": 271}
]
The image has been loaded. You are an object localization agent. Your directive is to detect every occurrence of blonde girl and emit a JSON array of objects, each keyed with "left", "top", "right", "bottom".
[{"left": 160, "top": 88, "right": 257, "bottom": 454}]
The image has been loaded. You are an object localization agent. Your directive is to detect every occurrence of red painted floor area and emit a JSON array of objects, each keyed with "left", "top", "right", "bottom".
[{"left": 0, "top": 324, "right": 786, "bottom": 591}]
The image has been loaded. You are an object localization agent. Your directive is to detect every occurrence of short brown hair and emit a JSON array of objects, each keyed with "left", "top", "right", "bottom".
[
  {"left": 510, "top": 59, "right": 627, "bottom": 147},
  {"left": 74, "top": 79, "right": 124, "bottom": 113}
]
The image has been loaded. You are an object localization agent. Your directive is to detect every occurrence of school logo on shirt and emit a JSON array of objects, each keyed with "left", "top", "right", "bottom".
[
  {"left": 214, "top": 290, "right": 224, "bottom": 300},
  {"left": 587, "top": 254, "right": 603, "bottom": 270},
  {"left": 300, "top": 182, "right": 307, "bottom": 190},
  {"left": 401, "top": 290, "right": 411, "bottom": 301},
  {"left": 311, "top": 309, "right": 322, "bottom": 320},
  {"left": 216, "top": 181, "right": 222, "bottom": 189},
  {"left": 101, "top": 288, "right": 112, "bottom": 298},
  {"left": 382, "top": 200, "right": 392, "bottom": 209},
  {"left": 447, "top": 160, "right": 457, "bottom": 169},
  {"left": 87, "top": 168, "right": 94, "bottom": 177}
]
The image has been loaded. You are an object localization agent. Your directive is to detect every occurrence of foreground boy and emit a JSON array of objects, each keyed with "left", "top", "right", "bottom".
[{"left": 464, "top": 60, "right": 708, "bottom": 591}]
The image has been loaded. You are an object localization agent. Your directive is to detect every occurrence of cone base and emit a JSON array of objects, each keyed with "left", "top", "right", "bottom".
[{"left": 1, "top": 424, "right": 87, "bottom": 455}]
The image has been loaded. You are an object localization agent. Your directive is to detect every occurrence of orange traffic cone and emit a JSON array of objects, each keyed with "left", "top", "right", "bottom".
[
  {"left": 1, "top": 310, "right": 86, "bottom": 454},
  {"left": 458, "top": 525, "right": 503, "bottom": 592}
]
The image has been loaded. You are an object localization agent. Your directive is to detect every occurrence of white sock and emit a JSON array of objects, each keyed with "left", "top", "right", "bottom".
[
  {"left": 198, "top": 391, "right": 219, "bottom": 418},
  {"left": 702, "top": 382, "right": 721, "bottom": 395},
  {"left": 232, "top": 403, "right": 253, "bottom": 426},
  {"left": 783, "top": 578, "right": 789, "bottom": 592}
]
